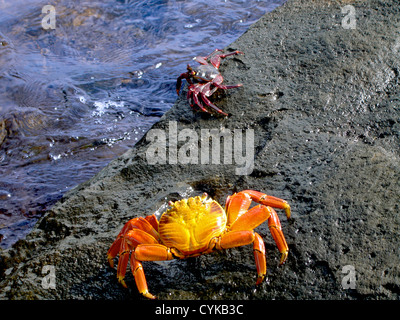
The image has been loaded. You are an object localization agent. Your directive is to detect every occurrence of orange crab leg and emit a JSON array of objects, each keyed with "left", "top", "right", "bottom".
[
  {"left": 113, "top": 217, "right": 160, "bottom": 242},
  {"left": 107, "top": 217, "right": 160, "bottom": 266},
  {"left": 118, "top": 231, "right": 159, "bottom": 286},
  {"left": 242, "top": 189, "right": 291, "bottom": 219},
  {"left": 107, "top": 219, "right": 161, "bottom": 288},
  {"left": 130, "top": 255, "right": 156, "bottom": 299},
  {"left": 225, "top": 191, "right": 252, "bottom": 227},
  {"left": 107, "top": 237, "right": 122, "bottom": 268},
  {"left": 218, "top": 230, "right": 255, "bottom": 250},
  {"left": 130, "top": 217, "right": 160, "bottom": 241},
  {"left": 253, "top": 232, "right": 266, "bottom": 285},
  {"left": 134, "top": 244, "right": 174, "bottom": 261},
  {"left": 227, "top": 192, "right": 289, "bottom": 265},
  {"left": 145, "top": 214, "right": 159, "bottom": 232},
  {"left": 268, "top": 208, "right": 289, "bottom": 265},
  {"left": 229, "top": 204, "right": 271, "bottom": 232},
  {"left": 116, "top": 239, "right": 130, "bottom": 288},
  {"left": 216, "top": 230, "right": 267, "bottom": 285},
  {"left": 125, "top": 229, "right": 159, "bottom": 247}
]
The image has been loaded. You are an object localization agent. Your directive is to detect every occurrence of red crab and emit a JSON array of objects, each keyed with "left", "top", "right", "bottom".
[
  {"left": 107, "top": 189, "right": 290, "bottom": 299},
  {"left": 176, "top": 49, "right": 244, "bottom": 116}
]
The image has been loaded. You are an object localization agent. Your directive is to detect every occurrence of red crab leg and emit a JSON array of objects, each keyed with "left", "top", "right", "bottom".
[
  {"left": 214, "top": 82, "right": 243, "bottom": 90},
  {"left": 192, "top": 82, "right": 228, "bottom": 116},
  {"left": 130, "top": 255, "right": 156, "bottom": 299},
  {"left": 195, "top": 49, "right": 243, "bottom": 68},
  {"left": 192, "top": 90, "right": 212, "bottom": 114},
  {"left": 210, "top": 50, "right": 243, "bottom": 69},
  {"left": 200, "top": 93, "right": 228, "bottom": 116},
  {"left": 242, "top": 189, "right": 291, "bottom": 219},
  {"left": 212, "top": 74, "right": 243, "bottom": 90},
  {"left": 193, "top": 49, "right": 224, "bottom": 65},
  {"left": 176, "top": 71, "right": 193, "bottom": 95}
]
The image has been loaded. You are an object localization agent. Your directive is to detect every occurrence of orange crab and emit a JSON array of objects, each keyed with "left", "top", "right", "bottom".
[{"left": 107, "top": 190, "right": 291, "bottom": 299}]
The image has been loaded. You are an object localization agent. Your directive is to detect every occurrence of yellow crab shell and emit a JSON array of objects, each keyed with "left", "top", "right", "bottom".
[{"left": 158, "top": 194, "right": 227, "bottom": 256}]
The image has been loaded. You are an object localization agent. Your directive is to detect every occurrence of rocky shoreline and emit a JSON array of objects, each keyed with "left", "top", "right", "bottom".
[{"left": 1, "top": 0, "right": 399, "bottom": 300}]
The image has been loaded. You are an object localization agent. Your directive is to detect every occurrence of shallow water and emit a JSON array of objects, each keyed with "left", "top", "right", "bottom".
[{"left": 0, "top": 0, "right": 285, "bottom": 248}]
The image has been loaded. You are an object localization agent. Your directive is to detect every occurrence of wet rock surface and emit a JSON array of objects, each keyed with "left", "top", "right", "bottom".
[{"left": 1, "top": 0, "right": 399, "bottom": 300}]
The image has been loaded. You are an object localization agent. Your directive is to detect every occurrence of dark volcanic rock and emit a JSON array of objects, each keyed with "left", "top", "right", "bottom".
[{"left": 1, "top": 0, "right": 399, "bottom": 300}]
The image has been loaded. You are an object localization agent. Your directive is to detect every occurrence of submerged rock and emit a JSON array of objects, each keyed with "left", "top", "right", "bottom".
[{"left": 1, "top": 0, "right": 399, "bottom": 300}]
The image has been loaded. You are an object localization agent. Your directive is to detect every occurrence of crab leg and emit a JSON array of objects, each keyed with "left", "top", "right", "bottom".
[
  {"left": 242, "top": 189, "right": 291, "bottom": 219},
  {"left": 200, "top": 94, "right": 228, "bottom": 116},
  {"left": 134, "top": 243, "right": 175, "bottom": 261},
  {"left": 216, "top": 50, "right": 244, "bottom": 60},
  {"left": 217, "top": 230, "right": 255, "bottom": 250},
  {"left": 226, "top": 191, "right": 289, "bottom": 265},
  {"left": 107, "top": 217, "right": 160, "bottom": 267},
  {"left": 130, "top": 255, "right": 156, "bottom": 299},
  {"left": 176, "top": 71, "right": 193, "bottom": 95},
  {"left": 107, "top": 217, "right": 161, "bottom": 289},
  {"left": 116, "top": 239, "right": 130, "bottom": 287},
  {"left": 145, "top": 214, "right": 159, "bottom": 231},
  {"left": 210, "top": 50, "right": 243, "bottom": 68},
  {"left": 193, "top": 49, "right": 224, "bottom": 65},
  {"left": 112, "top": 230, "right": 158, "bottom": 288},
  {"left": 191, "top": 91, "right": 211, "bottom": 114},
  {"left": 229, "top": 204, "right": 272, "bottom": 232},
  {"left": 107, "top": 237, "right": 122, "bottom": 268},
  {"left": 253, "top": 232, "right": 267, "bottom": 285},
  {"left": 225, "top": 191, "right": 252, "bottom": 226},
  {"left": 268, "top": 208, "right": 289, "bottom": 265},
  {"left": 115, "top": 217, "right": 160, "bottom": 242},
  {"left": 227, "top": 203, "right": 288, "bottom": 264},
  {"left": 216, "top": 230, "right": 267, "bottom": 285},
  {"left": 212, "top": 74, "right": 243, "bottom": 90},
  {"left": 195, "top": 49, "right": 243, "bottom": 68},
  {"left": 214, "top": 83, "right": 243, "bottom": 90}
]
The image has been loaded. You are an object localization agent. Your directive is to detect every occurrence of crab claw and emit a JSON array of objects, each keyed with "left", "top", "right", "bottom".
[
  {"left": 176, "top": 65, "right": 196, "bottom": 95},
  {"left": 176, "top": 73, "right": 185, "bottom": 95}
]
